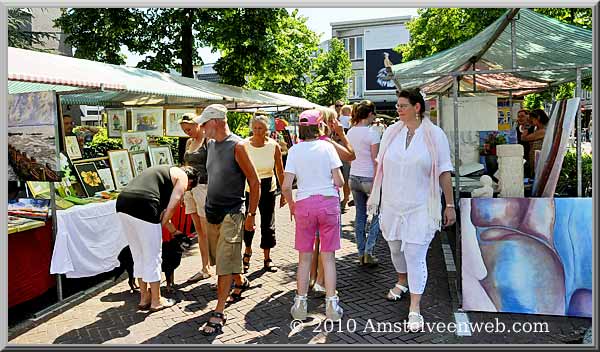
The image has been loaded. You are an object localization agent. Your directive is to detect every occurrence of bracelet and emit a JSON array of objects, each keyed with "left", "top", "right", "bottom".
[
  {"left": 248, "top": 212, "right": 256, "bottom": 217},
  {"left": 446, "top": 204, "right": 455, "bottom": 208}
]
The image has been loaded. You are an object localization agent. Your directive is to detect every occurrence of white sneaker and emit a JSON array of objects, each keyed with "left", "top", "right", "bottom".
[
  {"left": 325, "top": 295, "right": 343, "bottom": 320},
  {"left": 290, "top": 294, "right": 308, "bottom": 320},
  {"left": 407, "top": 311, "right": 424, "bottom": 332}
]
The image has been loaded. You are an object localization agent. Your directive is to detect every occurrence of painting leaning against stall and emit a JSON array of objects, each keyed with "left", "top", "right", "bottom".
[
  {"left": 461, "top": 197, "right": 592, "bottom": 317},
  {"left": 8, "top": 91, "right": 61, "bottom": 181}
]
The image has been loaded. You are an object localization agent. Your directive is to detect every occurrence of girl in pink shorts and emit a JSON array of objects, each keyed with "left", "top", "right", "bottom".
[{"left": 281, "top": 109, "right": 345, "bottom": 321}]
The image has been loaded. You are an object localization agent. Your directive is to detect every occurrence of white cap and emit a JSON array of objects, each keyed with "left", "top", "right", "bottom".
[{"left": 194, "top": 104, "right": 228, "bottom": 125}]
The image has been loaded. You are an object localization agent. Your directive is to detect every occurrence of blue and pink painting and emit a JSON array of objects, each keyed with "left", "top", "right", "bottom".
[{"left": 461, "top": 197, "right": 592, "bottom": 317}]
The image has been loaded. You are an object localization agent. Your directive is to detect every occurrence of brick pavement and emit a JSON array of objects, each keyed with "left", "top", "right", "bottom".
[{"left": 8, "top": 195, "right": 591, "bottom": 345}]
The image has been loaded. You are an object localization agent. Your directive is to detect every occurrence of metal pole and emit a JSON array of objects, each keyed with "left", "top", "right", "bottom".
[
  {"left": 452, "top": 75, "right": 462, "bottom": 307},
  {"left": 576, "top": 68, "right": 583, "bottom": 197},
  {"left": 508, "top": 91, "right": 513, "bottom": 127},
  {"left": 511, "top": 17, "right": 517, "bottom": 69},
  {"left": 54, "top": 92, "right": 64, "bottom": 302},
  {"left": 49, "top": 182, "right": 63, "bottom": 301},
  {"left": 472, "top": 62, "right": 476, "bottom": 93}
]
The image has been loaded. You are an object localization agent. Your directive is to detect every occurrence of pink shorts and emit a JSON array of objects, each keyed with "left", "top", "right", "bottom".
[{"left": 294, "top": 195, "right": 341, "bottom": 253}]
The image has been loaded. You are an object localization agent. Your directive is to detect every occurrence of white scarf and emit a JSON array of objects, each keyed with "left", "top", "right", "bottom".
[{"left": 366, "top": 117, "right": 442, "bottom": 233}]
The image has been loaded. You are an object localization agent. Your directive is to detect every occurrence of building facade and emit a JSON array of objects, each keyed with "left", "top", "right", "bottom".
[{"left": 330, "top": 16, "right": 412, "bottom": 112}]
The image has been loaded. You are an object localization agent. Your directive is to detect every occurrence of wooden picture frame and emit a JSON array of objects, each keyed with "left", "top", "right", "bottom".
[
  {"left": 108, "top": 149, "right": 135, "bottom": 190},
  {"left": 106, "top": 109, "right": 127, "bottom": 138},
  {"left": 131, "top": 107, "right": 164, "bottom": 137},
  {"left": 165, "top": 109, "right": 195, "bottom": 137},
  {"left": 74, "top": 162, "right": 106, "bottom": 197},
  {"left": 122, "top": 131, "right": 149, "bottom": 153},
  {"left": 97, "top": 168, "right": 116, "bottom": 191},
  {"left": 64, "top": 135, "right": 83, "bottom": 160},
  {"left": 148, "top": 146, "right": 174, "bottom": 166},
  {"left": 130, "top": 152, "right": 149, "bottom": 177}
]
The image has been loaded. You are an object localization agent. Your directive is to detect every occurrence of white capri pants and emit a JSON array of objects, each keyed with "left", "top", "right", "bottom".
[
  {"left": 387, "top": 240, "right": 430, "bottom": 295},
  {"left": 118, "top": 212, "right": 163, "bottom": 283}
]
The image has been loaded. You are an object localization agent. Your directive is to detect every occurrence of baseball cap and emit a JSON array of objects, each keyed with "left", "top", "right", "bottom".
[
  {"left": 298, "top": 109, "right": 323, "bottom": 126},
  {"left": 177, "top": 112, "right": 197, "bottom": 124},
  {"left": 194, "top": 104, "right": 228, "bottom": 125}
]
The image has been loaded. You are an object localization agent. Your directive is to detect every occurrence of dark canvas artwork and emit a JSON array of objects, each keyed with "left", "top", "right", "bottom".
[
  {"left": 74, "top": 162, "right": 106, "bottom": 197},
  {"left": 365, "top": 49, "right": 402, "bottom": 91}
]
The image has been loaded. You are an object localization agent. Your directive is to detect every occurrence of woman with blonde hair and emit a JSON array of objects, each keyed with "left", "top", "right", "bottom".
[
  {"left": 242, "top": 111, "right": 286, "bottom": 273},
  {"left": 177, "top": 113, "right": 212, "bottom": 283}
]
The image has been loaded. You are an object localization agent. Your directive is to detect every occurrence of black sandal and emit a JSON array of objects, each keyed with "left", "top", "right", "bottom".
[
  {"left": 243, "top": 253, "right": 252, "bottom": 273},
  {"left": 227, "top": 277, "right": 250, "bottom": 303},
  {"left": 264, "top": 259, "right": 278, "bottom": 272},
  {"left": 201, "top": 311, "right": 227, "bottom": 336}
]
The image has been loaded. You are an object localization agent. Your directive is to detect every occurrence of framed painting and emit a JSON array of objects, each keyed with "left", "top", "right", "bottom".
[
  {"left": 131, "top": 108, "right": 164, "bottom": 137},
  {"left": 106, "top": 109, "right": 127, "bottom": 138},
  {"left": 130, "top": 152, "right": 149, "bottom": 177},
  {"left": 26, "top": 181, "right": 51, "bottom": 198},
  {"left": 97, "top": 168, "right": 116, "bottom": 191},
  {"left": 108, "top": 150, "right": 135, "bottom": 190},
  {"left": 122, "top": 131, "right": 149, "bottom": 153},
  {"left": 65, "top": 135, "right": 83, "bottom": 160},
  {"left": 74, "top": 162, "right": 106, "bottom": 197},
  {"left": 149, "top": 146, "right": 174, "bottom": 166},
  {"left": 165, "top": 109, "right": 195, "bottom": 137}
]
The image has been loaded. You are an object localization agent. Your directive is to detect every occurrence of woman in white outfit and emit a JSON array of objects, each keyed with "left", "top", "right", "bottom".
[{"left": 367, "top": 88, "right": 456, "bottom": 331}]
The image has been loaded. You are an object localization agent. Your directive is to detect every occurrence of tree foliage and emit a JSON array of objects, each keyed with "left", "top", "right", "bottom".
[
  {"left": 307, "top": 38, "right": 353, "bottom": 106},
  {"left": 8, "top": 8, "right": 55, "bottom": 50},
  {"left": 246, "top": 10, "right": 321, "bottom": 99}
]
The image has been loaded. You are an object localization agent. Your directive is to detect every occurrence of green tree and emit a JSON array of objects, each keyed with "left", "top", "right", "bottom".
[
  {"left": 246, "top": 10, "right": 321, "bottom": 98},
  {"left": 8, "top": 8, "right": 55, "bottom": 50},
  {"left": 308, "top": 38, "right": 352, "bottom": 106}
]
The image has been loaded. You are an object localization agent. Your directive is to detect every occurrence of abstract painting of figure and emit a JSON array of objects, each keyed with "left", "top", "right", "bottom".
[{"left": 461, "top": 197, "right": 592, "bottom": 317}]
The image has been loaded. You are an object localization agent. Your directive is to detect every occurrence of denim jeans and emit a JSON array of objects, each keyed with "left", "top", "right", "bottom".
[{"left": 349, "top": 175, "right": 380, "bottom": 256}]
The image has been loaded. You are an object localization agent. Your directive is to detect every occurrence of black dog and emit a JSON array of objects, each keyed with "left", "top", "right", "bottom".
[{"left": 112, "top": 233, "right": 188, "bottom": 293}]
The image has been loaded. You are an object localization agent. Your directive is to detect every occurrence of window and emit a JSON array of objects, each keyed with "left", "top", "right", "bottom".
[
  {"left": 347, "top": 71, "right": 364, "bottom": 98},
  {"left": 342, "top": 36, "right": 364, "bottom": 60}
]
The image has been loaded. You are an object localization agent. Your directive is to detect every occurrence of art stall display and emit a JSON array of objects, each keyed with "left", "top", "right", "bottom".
[
  {"left": 132, "top": 108, "right": 164, "bottom": 137},
  {"left": 149, "top": 146, "right": 174, "bottom": 166},
  {"left": 461, "top": 197, "right": 592, "bottom": 317},
  {"left": 64, "top": 135, "right": 83, "bottom": 160},
  {"left": 26, "top": 181, "right": 51, "bottom": 198},
  {"left": 108, "top": 150, "right": 135, "bottom": 190},
  {"left": 97, "top": 168, "right": 116, "bottom": 191},
  {"left": 106, "top": 109, "right": 127, "bottom": 138},
  {"left": 532, "top": 98, "right": 580, "bottom": 197},
  {"left": 74, "top": 162, "right": 106, "bottom": 197},
  {"left": 7, "top": 91, "right": 61, "bottom": 181},
  {"left": 130, "top": 152, "right": 149, "bottom": 177},
  {"left": 121, "top": 131, "right": 149, "bottom": 153},
  {"left": 165, "top": 109, "right": 195, "bottom": 137}
]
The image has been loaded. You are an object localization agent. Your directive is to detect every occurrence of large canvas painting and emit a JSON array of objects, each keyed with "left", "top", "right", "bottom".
[
  {"left": 165, "top": 109, "right": 194, "bottom": 137},
  {"left": 8, "top": 91, "right": 61, "bottom": 181},
  {"left": 132, "top": 108, "right": 164, "bottom": 137},
  {"left": 461, "top": 197, "right": 592, "bottom": 317},
  {"left": 532, "top": 98, "right": 580, "bottom": 197}
]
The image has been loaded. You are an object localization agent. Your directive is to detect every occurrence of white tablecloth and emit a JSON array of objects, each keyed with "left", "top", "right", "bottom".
[{"left": 50, "top": 200, "right": 128, "bottom": 278}]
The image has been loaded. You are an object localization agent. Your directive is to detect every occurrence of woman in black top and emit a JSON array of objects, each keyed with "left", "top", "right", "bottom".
[
  {"left": 116, "top": 165, "right": 198, "bottom": 312},
  {"left": 177, "top": 113, "right": 213, "bottom": 282}
]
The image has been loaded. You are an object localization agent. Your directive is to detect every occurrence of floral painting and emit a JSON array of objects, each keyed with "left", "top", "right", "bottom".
[
  {"left": 122, "top": 132, "right": 149, "bottom": 153},
  {"left": 74, "top": 162, "right": 106, "bottom": 197},
  {"left": 106, "top": 109, "right": 127, "bottom": 138},
  {"left": 131, "top": 108, "right": 164, "bottom": 137}
]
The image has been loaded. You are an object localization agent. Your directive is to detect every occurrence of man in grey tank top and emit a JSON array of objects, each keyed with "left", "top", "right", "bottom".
[{"left": 194, "top": 104, "right": 261, "bottom": 336}]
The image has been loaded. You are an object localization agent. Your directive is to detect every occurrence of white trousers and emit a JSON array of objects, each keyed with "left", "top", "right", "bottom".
[
  {"left": 118, "top": 212, "right": 163, "bottom": 283},
  {"left": 387, "top": 240, "right": 430, "bottom": 295}
]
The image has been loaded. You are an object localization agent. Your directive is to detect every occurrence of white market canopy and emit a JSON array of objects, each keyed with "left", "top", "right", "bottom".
[{"left": 8, "top": 47, "right": 321, "bottom": 109}]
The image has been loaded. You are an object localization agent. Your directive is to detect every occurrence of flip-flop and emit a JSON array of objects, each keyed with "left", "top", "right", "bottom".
[
  {"left": 137, "top": 303, "right": 151, "bottom": 310},
  {"left": 148, "top": 298, "right": 177, "bottom": 313},
  {"left": 188, "top": 271, "right": 211, "bottom": 283}
]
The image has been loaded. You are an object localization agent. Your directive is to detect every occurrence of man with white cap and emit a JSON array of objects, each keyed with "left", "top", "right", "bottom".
[{"left": 193, "top": 104, "right": 261, "bottom": 336}]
